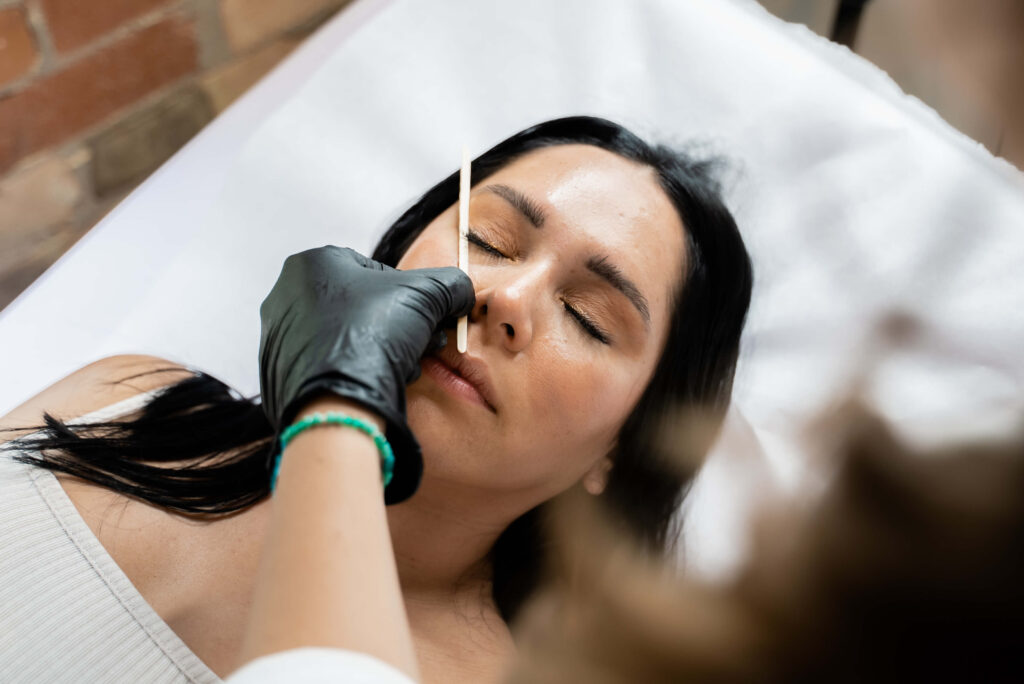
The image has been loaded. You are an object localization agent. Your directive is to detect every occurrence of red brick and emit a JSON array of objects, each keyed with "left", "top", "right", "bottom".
[
  {"left": 89, "top": 84, "right": 213, "bottom": 197},
  {"left": 0, "top": 8, "right": 38, "bottom": 87},
  {"left": 40, "top": 0, "right": 173, "bottom": 54},
  {"left": 0, "top": 16, "right": 197, "bottom": 175}
]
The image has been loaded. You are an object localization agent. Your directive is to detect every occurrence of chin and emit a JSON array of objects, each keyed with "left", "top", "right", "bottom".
[
  {"left": 406, "top": 387, "right": 469, "bottom": 462},
  {"left": 406, "top": 386, "right": 510, "bottom": 487}
]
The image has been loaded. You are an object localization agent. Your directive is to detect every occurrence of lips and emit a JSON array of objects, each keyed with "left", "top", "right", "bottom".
[{"left": 424, "top": 348, "right": 498, "bottom": 413}]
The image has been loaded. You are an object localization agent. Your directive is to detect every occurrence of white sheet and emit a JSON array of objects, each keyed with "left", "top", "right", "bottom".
[{"left": 2, "top": 0, "right": 1023, "bottom": 576}]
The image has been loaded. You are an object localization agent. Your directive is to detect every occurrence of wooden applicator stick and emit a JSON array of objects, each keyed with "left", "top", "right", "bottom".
[{"left": 457, "top": 146, "right": 470, "bottom": 353}]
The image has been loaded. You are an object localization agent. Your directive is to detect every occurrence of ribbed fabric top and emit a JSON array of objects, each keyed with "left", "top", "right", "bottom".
[{"left": 0, "top": 392, "right": 222, "bottom": 684}]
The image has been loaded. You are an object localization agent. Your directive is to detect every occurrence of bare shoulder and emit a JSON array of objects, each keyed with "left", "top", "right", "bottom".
[
  {"left": 0, "top": 354, "right": 194, "bottom": 443},
  {"left": 0, "top": 354, "right": 254, "bottom": 630}
]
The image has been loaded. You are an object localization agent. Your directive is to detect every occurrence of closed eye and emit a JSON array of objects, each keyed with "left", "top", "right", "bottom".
[
  {"left": 467, "top": 230, "right": 508, "bottom": 259},
  {"left": 469, "top": 228, "right": 610, "bottom": 344},
  {"left": 564, "top": 302, "right": 611, "bottom": 344}
]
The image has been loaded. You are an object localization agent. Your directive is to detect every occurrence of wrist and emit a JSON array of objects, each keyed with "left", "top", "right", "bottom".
[{"left": 272, "top": 404, "right": 395, "bottom": 494}]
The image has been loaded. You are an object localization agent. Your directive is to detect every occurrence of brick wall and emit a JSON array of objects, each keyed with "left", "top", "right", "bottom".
[{"left": 0, "top": 0, "right": 351, "bottom": 312}]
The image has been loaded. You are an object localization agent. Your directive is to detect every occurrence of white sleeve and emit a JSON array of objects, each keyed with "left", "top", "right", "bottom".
[{"left": 226, "top": 648, "right": 418, "bottom": 684}]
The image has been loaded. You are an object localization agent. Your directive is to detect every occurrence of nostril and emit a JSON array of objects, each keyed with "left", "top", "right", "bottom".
[
  {"left": 503, "top": 323, "right": 515, "bottom": 338},
  {"left": 480, "top": 304, "right": 488, "bottom": 316}
]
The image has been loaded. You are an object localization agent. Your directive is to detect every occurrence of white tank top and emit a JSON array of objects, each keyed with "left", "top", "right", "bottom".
[{"left": 0, "top": 392, "right": 221, "bottom": 683}]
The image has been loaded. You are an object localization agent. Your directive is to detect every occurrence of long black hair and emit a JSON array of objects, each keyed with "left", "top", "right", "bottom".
[{"left": 2, "top": 116, "right": 753, "bottom": 624}]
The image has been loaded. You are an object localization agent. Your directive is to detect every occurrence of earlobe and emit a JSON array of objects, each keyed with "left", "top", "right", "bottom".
[{"left": 582, "top": 457, "right": 613, "bottom": 496}]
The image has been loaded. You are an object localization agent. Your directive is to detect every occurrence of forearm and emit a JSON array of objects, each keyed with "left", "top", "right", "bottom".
[{"left": 237, "top": 397, "right": 419, "bottom": 680}]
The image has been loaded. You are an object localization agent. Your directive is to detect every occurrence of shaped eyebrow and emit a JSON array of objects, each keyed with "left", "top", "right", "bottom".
[
  {"left": 482, "top": 184, "right": 547, "bottom": 228},
  {"left": 586, "top": 255, "right": 651, "bottom": 327}
]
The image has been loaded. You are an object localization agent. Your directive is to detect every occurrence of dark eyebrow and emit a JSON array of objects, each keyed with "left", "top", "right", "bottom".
[
  {"left": 482, "top": 184, "right": 547, "bottom": 228},
  {"left": 586, "top": 255, "right": 651, "bottom": 327}
]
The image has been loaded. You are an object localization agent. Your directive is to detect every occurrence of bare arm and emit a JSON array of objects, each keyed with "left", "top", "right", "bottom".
[
  {"left": 236, "top": 395, "right": 419, "bottom": 681},
  {"left": 240, "top": 247, "right": 473, "bottom": 680}
]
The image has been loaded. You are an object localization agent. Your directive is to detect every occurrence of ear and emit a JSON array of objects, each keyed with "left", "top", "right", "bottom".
[{"left": 582, "top": 457, "right": 613, "bottom": 496}]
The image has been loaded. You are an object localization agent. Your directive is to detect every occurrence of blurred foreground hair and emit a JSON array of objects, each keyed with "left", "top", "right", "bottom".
[{"left": 510, "top": 403, "right": 1024, "bottom": 683}]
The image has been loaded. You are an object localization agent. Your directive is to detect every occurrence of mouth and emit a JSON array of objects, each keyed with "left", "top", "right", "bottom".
[{"left": 421, "top": 350, "right": 498, "bottom": 413}]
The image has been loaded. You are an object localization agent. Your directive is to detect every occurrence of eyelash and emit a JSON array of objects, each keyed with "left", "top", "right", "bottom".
[
  {"left": 467, "top": 229, "right": 611, "bottom": 345},
  {"left": 563, "top": 302, "right": 611, "bottom": 344},
  {"left": 466, "top": 230, "right": 506, "bottom": 259}
]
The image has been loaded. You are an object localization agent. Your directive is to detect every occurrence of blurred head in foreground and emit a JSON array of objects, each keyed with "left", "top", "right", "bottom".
[{"left": 510, "top": 403, "right": 1024, "bottom": 683}]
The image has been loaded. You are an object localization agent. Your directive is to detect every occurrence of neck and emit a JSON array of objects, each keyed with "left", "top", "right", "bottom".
[{"left": 386, "top": 476, "right": 526, "bottom": 604}]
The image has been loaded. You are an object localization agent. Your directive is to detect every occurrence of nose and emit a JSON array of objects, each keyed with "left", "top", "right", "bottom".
[{"left": 471, "top": 268, "right": 542, "bottom": 354}]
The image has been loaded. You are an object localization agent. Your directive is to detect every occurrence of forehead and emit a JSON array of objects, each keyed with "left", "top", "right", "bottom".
[{"left": 483, "top": 144, "right": 687, "bottom": 310}]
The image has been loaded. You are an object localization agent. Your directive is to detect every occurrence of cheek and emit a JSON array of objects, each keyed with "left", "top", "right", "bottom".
[{"left": 522, "top": 341, "right": 650, "bottom": 453}]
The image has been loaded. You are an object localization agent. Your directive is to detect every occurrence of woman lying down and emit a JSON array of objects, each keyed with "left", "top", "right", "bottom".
[{"left": 0, "top": 116, "right": 753, "bottom": 683}]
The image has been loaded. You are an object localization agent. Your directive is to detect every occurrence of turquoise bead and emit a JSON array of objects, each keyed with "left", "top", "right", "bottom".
[{"left": 270, "top": 411, "right": 396, "bottom": 493}]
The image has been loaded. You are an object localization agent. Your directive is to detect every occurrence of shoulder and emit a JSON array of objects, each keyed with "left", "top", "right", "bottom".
[
  {"left": 0, "top": 354, "right": 194, "bottom": 443},
  {"left": 0, "top": 355, "right": 248, "bottom": 628}
]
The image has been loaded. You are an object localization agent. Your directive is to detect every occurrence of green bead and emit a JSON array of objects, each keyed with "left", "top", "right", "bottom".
[{"left": 271, "top": 410, "right": 396, "bottom": 494}]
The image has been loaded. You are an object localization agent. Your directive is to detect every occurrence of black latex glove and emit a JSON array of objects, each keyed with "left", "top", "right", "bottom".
[{"left": 259, "top": 246, "right": 475, "bottom": 504}]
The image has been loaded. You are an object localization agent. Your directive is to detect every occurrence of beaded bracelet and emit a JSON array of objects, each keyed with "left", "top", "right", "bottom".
[{"left": 270, "top": 412, "right": 395, "bottom": 493}]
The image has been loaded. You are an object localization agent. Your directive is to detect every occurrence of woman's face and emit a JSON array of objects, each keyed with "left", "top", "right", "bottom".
[{"left": 399, "top": 144, "right": 686, "bottom": 506}]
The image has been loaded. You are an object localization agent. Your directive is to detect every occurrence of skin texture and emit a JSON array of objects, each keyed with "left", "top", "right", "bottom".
[{"left": 0, "top": 144, "right": 688, "bottom": 684}]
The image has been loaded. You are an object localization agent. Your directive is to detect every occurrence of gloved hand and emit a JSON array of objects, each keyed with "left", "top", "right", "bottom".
[{"left": 259, "top": 245, "right": 475, "bottom": 504}]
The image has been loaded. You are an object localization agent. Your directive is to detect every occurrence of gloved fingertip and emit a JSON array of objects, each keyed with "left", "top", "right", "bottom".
[
  {"left": 431, "top": 329, "right": 448, "bottom": 351},
  {"left": 439, "top": 268, "right": 476, "bottom": 316}
]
